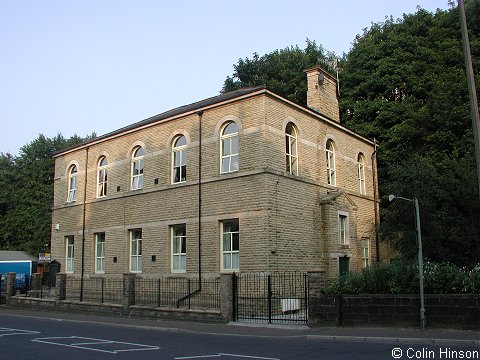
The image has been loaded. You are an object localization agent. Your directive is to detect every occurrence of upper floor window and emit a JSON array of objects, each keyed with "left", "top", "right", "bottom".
[
  {"left": 171, "top": 224, "right": 186, "bottom": 273},
  {"left": 67, "top": 165, "right": 77, "bottom": 202},
  {"left": 97, "top": 156, "right": 108, "bottom": 198},
  {"left": 358, "top": 153, "right": 366, "bottom": 195},
  {"left": 172, "top": 135, "right": 187, "bottom": 184},
  {"left": 326, "top": 140, "right": 336, "bottom": 186},
  {"left": 285, "top": 122, "right": 298, "bottom": 175},
  {"left": 221, "top": 219, "right": 239, "bottom": 271},
  {"left": 65, "top": 235, "right": 74, "bottom": 273},
  {"left": 220, "top": 122, "right": 239, "bottom": 174},
  {"left": 131, "top": 146, "right": 144, "bottom": 190}
]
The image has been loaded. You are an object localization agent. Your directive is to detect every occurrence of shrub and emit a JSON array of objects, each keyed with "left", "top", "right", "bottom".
[{"left": 321, "top": 261, "right": 479, "bottom": 294}]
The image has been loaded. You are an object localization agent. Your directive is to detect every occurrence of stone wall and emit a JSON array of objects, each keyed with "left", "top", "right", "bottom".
[
  {"left": 5, "top": 273, "right": 230, "bottom": 324},
  {"left": 308, "top": 293, "right": 480, "bottom": 330}
]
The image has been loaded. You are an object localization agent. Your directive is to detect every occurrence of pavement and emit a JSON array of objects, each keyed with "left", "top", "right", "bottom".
[{"left": 0, "top": 307, "right": 478, "bottom": 346}]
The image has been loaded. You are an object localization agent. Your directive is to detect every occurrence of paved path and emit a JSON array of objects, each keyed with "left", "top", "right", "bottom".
[
  {"left": 0, "top": 308, "right": 478, "bottom": 360},
  {"left": 1, "top": 307, "right": 477, "bottom": 345}
]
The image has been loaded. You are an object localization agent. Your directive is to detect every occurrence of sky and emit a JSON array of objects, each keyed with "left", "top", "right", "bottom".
[{"left": 0, "top": 1, "right": 451, "bottom": 156}]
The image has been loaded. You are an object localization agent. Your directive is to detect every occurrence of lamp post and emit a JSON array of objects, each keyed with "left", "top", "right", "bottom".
[{"left": 388, "top": 195, "right": 426, "bottom": 330}]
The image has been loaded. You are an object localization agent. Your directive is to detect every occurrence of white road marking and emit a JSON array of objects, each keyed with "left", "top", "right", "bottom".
[
  {"left": 220, "top": 354, "right": 280, "bottom": 360},
  {"left": 32, "top": 336, "right": 160, "bottom": 354},
  {"left": 175, "top": 354, "right": 280, "bottom": 360},
  {"left": 0, "top": 327, "right": 40, "bottom": 337}
]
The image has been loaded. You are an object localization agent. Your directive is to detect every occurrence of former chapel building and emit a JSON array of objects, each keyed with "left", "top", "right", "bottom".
[{"left": 51, "top": 66, "right": 379, "bottom": 280}]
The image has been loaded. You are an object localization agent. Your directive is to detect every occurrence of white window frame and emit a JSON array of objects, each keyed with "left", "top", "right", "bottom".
[
  {"left": 97, "top": 156, "right": 108, "bottom": 198},
  {"left": 65, "top": 235, "right": 74, "bottom": 273},
  {"left": 171, "top": 224, "right": 186, "bottom": 273},
  {"left": 129, "top": 229, "right": 142, "bottom": 273},
  {"left": 172, "top": 136, "right": 187, "bottom": 184},
  {"left": 285, "top": 123, "right": 298, "bottom": 175},
  {"left": 131, "top": 147, "right": 144, "bottom": 190},
  {"left": 361, "top": 238, "right": 369, "bottom": 268},
  {"left": 67, "top": 165, "right": 77, "bottom": 202},
  {"left": 95, "top": 233, "right": 106, "bottom": 274},
  {"left": 338, "top": 211, "right": 350, "bottom": 245},
  {"left": 358, "top": 154, "right": 366, "bottom": 195},
  {"left": 221, "top": 219, "right": 239, "bottom": 271},
  {"left": 220, "top": 122, "right": 239, "bottom": 174},
  {"left": 326, "top": 140, "right": 336, "bottom": 186}
]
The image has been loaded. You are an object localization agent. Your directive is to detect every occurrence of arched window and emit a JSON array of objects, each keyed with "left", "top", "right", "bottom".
[
  {"left": 326, "top": 140, "right": 336, "bottom": 186},
  {"left": 172, "top": 135, "right": 187, "bottom": 183},
  {"left": 358, "top": 153, "right": 366, "bottom": 195},
  {"left": 131, "top": 146, "right": 144, "bottom": 190},
  {"left": 285, "top": 122, "right": 298, "bottom": 175},
  {"left": 220, "top": 122, "right": 239, "bottom": 174},
  {"left": 97, "top": 156, "right": 108, "bottom": 197},
  {"left": 67, "top": 165, "right": 77, "bottom": 202}
]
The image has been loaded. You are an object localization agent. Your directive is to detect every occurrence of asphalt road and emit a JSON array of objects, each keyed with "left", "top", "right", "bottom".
[{"left": 0, "top": 312, "right": 478, "bottom": 360}]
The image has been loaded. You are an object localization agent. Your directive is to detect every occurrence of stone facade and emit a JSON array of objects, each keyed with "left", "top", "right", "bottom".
[{"left": 50, "top": 67, "right": 379, "bottom": 280}]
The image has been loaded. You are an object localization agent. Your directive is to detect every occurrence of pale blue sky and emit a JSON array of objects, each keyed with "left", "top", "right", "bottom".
[{"left": 1, "top": 1, "right": 450, "bottom": 155}]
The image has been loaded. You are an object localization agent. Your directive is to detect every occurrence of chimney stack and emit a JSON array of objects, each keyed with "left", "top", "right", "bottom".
[{"left": 304, "top": 66, "right": 340, "bottom": 122}]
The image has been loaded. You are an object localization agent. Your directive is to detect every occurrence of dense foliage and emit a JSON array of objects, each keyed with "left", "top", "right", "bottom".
[
  {"left": 340, "top": 2, "right": 480, "bottom": 267},
  {"left": 222, "top": 39, "right": 337, "bottom": 106},
  {"left": 222, "top": 1, "right": 480, "bottom": 267},
  {"left": 0, "top": 134, "right": 91, "bottom": 255},
  {"left": 322, "top": 261, "right": 480, "bottom": 294}
]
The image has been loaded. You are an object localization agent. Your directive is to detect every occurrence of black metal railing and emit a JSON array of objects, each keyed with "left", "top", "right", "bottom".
[
  {"left": 135, "top": 277, "right": 220, "bottom": 309},
  {"left": 65, "top": 277, "right": 123, "bottom": 304},
  {"left": 233, "top": 272, "right": 308, "bottom": 324}
]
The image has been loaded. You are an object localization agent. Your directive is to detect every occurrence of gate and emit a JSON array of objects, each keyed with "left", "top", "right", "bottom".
[{"left": 232, "top": 272, "right": 308, "bottom": 324}]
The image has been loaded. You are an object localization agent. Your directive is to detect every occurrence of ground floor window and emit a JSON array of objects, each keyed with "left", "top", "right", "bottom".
[
  {"left": 221, "top": 219, "right": 239, "bottom": 271},
  {"left": 65, "top": 235, "right": 74, "bottom": 273},
  {"left": 361, "top": 238, "right": 369, "bottom": 268},
  {"left": 130, "top": 229, "right": 142, "bottom": 273},
  {"left": 95, "top": 233, "right": 106, "bottom": 273},
  {"left": 338, "top": 212, "right": 350, "bottom": 245},
  {"left": 171, "top": 224, "right": 186, "bottom": 273}
]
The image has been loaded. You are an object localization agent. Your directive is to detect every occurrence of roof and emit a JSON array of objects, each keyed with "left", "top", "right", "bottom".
[
  {"left": 53, "top": 86, "right": 266, "bottom": 157},
  {"left": 0, "top": 251, "right": 38, "bottom": 262},
  {"left": 319, "top": 190, "right": 358, "bottom": 210},
  {"left": 53, "top": 84, "right": 373, "bottom": 157}
]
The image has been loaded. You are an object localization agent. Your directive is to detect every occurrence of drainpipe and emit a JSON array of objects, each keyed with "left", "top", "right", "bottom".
[
  {"left": 371, "top": 139, "right": 380, "bottom": 263},
  {"left": 80, "top": 146, "right": 89, "bottom": 301},
  {"left": 176, "top": 111, "right": 204, "bottom": 307},
  {"left": 197, "top": 110, "right": 203, "bottom": 290}
]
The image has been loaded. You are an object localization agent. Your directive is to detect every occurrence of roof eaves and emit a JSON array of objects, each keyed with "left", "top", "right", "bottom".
[
  {"left": 53, "top": 86, "right": 267, "bottom": 157},
  {"left": 263, "top": 90, "right": 374, "bottom": 146}
]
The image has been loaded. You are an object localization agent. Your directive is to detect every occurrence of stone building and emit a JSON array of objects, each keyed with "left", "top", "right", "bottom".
[{"left": 50, "top": 66, "right": 379, "bottom": 280}]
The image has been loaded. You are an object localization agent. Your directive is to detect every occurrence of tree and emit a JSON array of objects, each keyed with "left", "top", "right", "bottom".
[
  {"left": 0, "top": 133, "right": 92, "bottom": 255},
  {"left": 222, "top": 39, "right": 336, "bottom": 106},
  {"left": 340, "top": 2, "right": 480, "bottom": 266},
  {"left": 221, "top": 1, "right": 480, "bottom": 267}
]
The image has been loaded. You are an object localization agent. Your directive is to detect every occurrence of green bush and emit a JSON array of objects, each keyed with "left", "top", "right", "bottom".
[{"left": 322, "top": 261, "right": 479, "bottom": 294}]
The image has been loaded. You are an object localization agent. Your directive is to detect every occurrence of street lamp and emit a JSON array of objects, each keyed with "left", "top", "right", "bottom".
[{"left": 388, "top": 195, "right": 426, "bottom": 330}]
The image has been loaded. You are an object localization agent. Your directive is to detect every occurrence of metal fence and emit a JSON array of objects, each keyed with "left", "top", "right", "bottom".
[
  {"left": 0, "top": 274, "right": 4, "bottom": 304},
  {"left": 233, "top": 272, "right": 308, "bottom": 324},
  {"left": 135, "top": 277, "right": 220, "bottom": 309},
  {"left": 61, "top": 276, "right": 220, "bottom": 310},
  {"left": 65, "top": 277, "right": 123, "bottom": 304}
]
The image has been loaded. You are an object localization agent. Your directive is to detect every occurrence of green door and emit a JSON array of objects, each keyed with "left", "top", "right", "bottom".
[{"left": 339, "top": 256, "right": 350, "bottom": 276}]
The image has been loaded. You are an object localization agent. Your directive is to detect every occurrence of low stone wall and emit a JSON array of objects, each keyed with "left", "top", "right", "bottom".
[
  {"left": 7, "top": 294, "right": 225, "bottom": 322},
  {"left": 309, "top": 294, "right": 480, "bottom": 330},
  {"left": 4, "top": 272, "right": 230, "bottom": 323}
]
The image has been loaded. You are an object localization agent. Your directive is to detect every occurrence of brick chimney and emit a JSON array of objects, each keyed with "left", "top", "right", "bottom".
[{"left": 304, "top": 66, "right": 340, "bottom": 122}]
